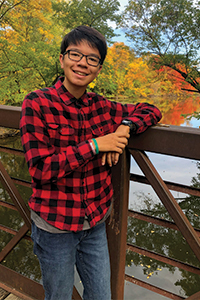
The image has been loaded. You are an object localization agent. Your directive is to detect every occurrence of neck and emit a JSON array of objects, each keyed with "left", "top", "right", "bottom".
[{"left": 63, "top": 78, "right": 86, "bottom": 99}]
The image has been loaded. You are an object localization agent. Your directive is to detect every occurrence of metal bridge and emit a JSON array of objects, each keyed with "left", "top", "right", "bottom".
[{"left": 0, "top": 104, "right": 200, "bottom": 300}]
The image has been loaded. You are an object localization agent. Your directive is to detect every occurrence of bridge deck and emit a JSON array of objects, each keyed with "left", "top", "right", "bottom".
[
  {"left": 0, "top": 288, "right": 22, "bottom": 300},
  {"left": 0, "top": 286, "right": 35, "bottom": 300}
]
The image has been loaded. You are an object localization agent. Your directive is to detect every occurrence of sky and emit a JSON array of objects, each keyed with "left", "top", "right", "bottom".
[
  {"left": 119, "top": 0, "right": 129, "bottom": 10},
  {"left": 110, "top": 0, "right": 130, "bottom": 45}
]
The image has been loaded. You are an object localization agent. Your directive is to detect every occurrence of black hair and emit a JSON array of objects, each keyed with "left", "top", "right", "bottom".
[{"left": 60, "top": 26, "right": 107, "bottom": 65}]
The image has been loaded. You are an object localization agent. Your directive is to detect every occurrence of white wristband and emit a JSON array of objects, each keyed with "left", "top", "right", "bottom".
[{"left": 89, "top": 140, "right": 96, "bottom": 155}]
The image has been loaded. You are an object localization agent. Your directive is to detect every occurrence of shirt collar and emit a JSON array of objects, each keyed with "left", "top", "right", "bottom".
[{"left": 55, "top": 77, "right": 90, "bottom": 107}]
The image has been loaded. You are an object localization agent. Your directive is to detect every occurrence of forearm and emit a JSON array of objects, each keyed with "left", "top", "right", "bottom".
[
  {"left": 20, "top": 122, "right": 94, "bottom": 185},
  {"left": 94, "top": 125, "right": 130, "bottom": 153},
  {"left": 24, "top": 140, "right": 94, "bottom": 185},
  {"left": 121, "top": 102, "right": 162, "bottom": 133},
  {"left": 91, "top": 125, "right": 130, "bottom": 167},
  {"left": 106, "top": 100, "right": 162, "bottom": 134}
]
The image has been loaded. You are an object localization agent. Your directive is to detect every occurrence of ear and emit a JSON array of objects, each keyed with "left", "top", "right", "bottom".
[{"left": 59, "top": 54, "right": 64, "bottom": 69}]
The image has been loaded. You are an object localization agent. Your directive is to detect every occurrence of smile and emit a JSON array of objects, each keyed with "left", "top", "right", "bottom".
[{"left": 73, "top": 70, "right": 88, "bottom": 76}]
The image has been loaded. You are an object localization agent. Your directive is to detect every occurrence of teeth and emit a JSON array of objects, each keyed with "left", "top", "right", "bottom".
[{"left": 75, "top": 71, "right": 87, "bottom": 76}]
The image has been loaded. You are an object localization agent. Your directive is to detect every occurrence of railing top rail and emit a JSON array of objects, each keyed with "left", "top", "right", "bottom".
[
  {"left": 129, "top": 124, "right": 200, "bottom": 160},
  {"left": 0, "top": 104, "right": 200, "bottom": 160},
  {"left": 0, "top": 105, "right": 21, "bottom": 129}
]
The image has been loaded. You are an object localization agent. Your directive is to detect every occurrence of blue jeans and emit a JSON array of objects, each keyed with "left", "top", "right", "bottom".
[{"left": 31, "top": 221, "right": 111, "bottom": 300}]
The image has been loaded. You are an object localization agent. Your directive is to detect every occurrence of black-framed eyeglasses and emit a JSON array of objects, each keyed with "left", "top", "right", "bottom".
[{"left": 62, "top": 50, "right": 101, "bottom": 67}]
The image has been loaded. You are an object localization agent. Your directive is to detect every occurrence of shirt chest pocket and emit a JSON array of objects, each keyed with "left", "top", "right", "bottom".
[
  {"left": 90, "top": 122, "right": 112, "bottom": 137},
  {"left": 47, "top": 123, "right": 75, "bottom": 146}
]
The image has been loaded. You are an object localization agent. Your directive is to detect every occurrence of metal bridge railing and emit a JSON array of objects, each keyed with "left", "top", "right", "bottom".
[{"left": 0, "top": 105, "right": 199, "bottom": 300}]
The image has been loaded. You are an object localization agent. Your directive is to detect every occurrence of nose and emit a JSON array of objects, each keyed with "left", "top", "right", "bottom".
[{"left": 78, "top": 55, "right": 88, "bottom": 66}]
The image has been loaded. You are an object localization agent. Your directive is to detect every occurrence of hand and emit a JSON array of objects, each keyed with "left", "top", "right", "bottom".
[
  {"left": 101, "top": 152, "right": 120, "bottom": 167},
  {"left": 96, "top": 128, "right": 130, "bottom": 154},
  {"left": 115, "top": 124, "right": 130, "bottom": 136},
  {"left": 98, "top": 125, "right": 130, "bottom": 166}
]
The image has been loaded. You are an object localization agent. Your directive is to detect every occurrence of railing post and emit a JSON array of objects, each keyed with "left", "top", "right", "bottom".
[{"left": 106, "top": 149, "right": 130, "bottom": 300}]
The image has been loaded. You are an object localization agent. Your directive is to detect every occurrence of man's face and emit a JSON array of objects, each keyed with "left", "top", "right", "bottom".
[{"left": 59, "top": 41, "right": 102, "bottom": 97}]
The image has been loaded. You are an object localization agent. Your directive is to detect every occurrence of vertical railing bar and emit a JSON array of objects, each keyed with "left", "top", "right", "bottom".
[
  {"left": 130, "top": 149, "right": 200, "bottom": 262},
  {"left": 72, "top": 286, "right": 82, "bottom": 300},
  {"left": 106, "top": 150, "right": 130, "bottom": 300}
]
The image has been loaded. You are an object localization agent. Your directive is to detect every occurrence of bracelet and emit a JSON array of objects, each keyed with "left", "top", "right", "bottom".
[
  {"left": 92, "top": 138, "right": 99, "bottom": 155},
  {"left": 89, "top": 140, "right": 96, "bottom": 155}
]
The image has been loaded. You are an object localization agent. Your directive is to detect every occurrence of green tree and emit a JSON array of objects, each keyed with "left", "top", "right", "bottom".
[
  {"left": 121, "top": 0, "right": 200, "bottom": 94},
  {"left": 0, "top": 0, "right": 27, "bottom": 21},
  {"left": 92, "top": 42, "right": 134, "bottom": 97},
  {"left": 51, "top": 0, "right": 121, "bottom": 42},
  {"left": 0, "top": 0, "right": 122, "bottom": 105},
  {"left": 0, "top": 0, "right": 61, "bottom": 105}
]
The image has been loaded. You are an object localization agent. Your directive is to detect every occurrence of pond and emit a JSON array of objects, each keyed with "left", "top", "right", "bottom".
[{"left": 0, "top": 94, "right": 200, "bottom": 299}]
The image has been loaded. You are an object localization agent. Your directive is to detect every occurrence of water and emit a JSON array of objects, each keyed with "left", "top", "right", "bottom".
[
  {"left": 127, "top": 153, "right": 200, "bottom": 299},
  {"left": 124, "top": 115, "right": 200, "bottom": 299},
  {"left": 0, "top": 107, "right": 200, "bottom": 299}
]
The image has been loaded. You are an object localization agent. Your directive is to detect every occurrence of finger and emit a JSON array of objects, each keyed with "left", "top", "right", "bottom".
[
  {"left": 111, "top": 152, "right": 115, "bottom": 164},
  {"left": 115, "top": 141, "right": 128, "bottom": 153},
  {"left": 106, "top": 152, "right": 112, "bottom": 167},
  {"left": 111, "top": 152, "right": 119, "bottom": 165},
  {"left": 116, "top": 131, "right": 130, "bottom": 139},
  {"left": 102, "top": 153, "right": 106, "bottom": 166},
  {"left": 117, "top": 137, "right": 129, "bottom": 145},
  {"left": 116, "top": 139, "right": 129, "bottom": 151},
  {"left": 114, "top": 153, "right": 120, "bottom": 165}
]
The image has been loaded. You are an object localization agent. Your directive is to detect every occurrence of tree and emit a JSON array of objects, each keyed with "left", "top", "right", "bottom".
[
  {"left": 0, "top": 0, "right": 61, "bottom": 105},
  {"left": 51, "top": 0, "right": 121, "bottom": 42},
  {"left": 106, "top": 42, "right": 135, "bottom": 97},
  {"left": 121, "top": 0, "right": 200, "bottom": 94},
  {"left": 124, "top": 56, "right": 155, "bottom": 98},
  {"left": 0, "top": 0, "right": 122, "bottom": 105},
  {"left": 89, "top": 42, "right": 136, "bottom": 98},
  {"left": 0, "top": 0, "right": 27, "bottom": 22},
  {"left": 90, "top": 42, "right": 159, "bottom": 101}
]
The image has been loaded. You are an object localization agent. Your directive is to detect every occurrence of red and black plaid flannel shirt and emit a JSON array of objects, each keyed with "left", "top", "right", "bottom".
[{"left": 20, "top": 77, "right": 162, "bottom": 232}]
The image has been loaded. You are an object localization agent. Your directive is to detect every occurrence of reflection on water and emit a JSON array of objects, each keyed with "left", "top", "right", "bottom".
[
  {"left": 126, "top": 200, "right": 200, "bottom": 298},
  {"left": 160, "top": 95, "right": 200, "bottom": 126},
  {"left": 140, "top": 93, "right": 200, "bottom": 127},
  {"left": 0, "top": 96, "right": 200, "bottom": 299},
  {"left": 127, "top": 150, "right": 200, "bottom": 298},
  {"left": 0, "top": 136, "right": 42, "bottom": 283}
]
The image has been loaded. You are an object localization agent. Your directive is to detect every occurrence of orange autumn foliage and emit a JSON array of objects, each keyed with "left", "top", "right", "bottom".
[{"left": 92, "top": 43, "right": 194, "bottom": 103}]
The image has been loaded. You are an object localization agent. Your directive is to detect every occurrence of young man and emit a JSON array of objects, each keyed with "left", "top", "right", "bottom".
[{"left": 20, "top": 25, "right": 162, "bottom": 300}]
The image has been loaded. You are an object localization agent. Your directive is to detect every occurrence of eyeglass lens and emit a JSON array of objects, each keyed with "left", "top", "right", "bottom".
[{"left": 68, "top": 50, "right": 100, "bottom": 66}]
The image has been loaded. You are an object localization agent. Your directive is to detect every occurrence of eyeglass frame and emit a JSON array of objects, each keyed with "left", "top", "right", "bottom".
[{"left": 62, "top": 49, "right": 101, "bottom": 67}]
